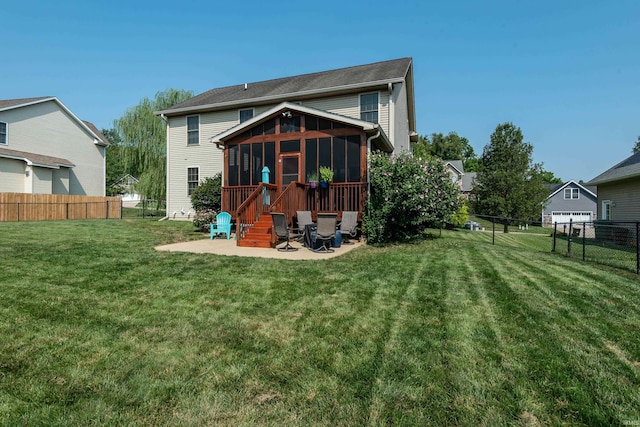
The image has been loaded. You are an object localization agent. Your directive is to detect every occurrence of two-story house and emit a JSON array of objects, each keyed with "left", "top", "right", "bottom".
[
  {"left": 0, "top": 97, "right": 108, "bottom": 196},
  {"left": 541, "top": 180, "right": 597, "bottom": 227},
  {"left": 157, "top": 58, "right": 417, "bottom": 243},
  {"left": 587, "top": 151, "right": 640, "bottom": 222}
]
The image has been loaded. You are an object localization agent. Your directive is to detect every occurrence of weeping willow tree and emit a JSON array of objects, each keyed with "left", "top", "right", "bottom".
[{"left": 115, "top": 89, "right": 193, "bottom": 203}]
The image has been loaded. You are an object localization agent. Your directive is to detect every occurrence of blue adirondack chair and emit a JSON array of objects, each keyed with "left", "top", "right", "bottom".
[{"left": 210, "top": 212, "right": 232, "bottom": 240}]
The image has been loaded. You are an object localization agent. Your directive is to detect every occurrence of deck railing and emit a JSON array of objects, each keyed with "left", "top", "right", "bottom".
[
  {"left": 234, "top": 183, "right": 277, "bottom": 242},
  {"left": 222, "top": 182, "right": 367, "bottom": 223}
]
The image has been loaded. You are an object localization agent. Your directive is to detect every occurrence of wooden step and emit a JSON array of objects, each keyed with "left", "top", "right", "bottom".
[{"left": 238, "top": 239, "right": 273, "bottom": 248}]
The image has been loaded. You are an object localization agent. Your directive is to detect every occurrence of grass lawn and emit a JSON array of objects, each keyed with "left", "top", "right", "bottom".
[{"left": 1, "top": 219, "right": 640, "bottom": 425}]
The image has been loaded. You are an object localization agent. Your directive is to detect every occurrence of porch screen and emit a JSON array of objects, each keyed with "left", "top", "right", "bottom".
[
  {"left": 305, "top": 135, "right": 360, "bottom": 183},
  {"left": 227, "top": 142, "right": 275, "bottom": 186}
]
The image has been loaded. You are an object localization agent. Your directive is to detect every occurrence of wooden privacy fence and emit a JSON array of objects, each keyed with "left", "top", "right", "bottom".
[{"left": 0, "top": 193, "right": 122, "bottom": 221}]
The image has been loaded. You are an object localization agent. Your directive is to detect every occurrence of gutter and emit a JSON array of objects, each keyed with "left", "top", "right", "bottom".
[{"left": 366, "top": 129, "right": 381, "bottom": 218}]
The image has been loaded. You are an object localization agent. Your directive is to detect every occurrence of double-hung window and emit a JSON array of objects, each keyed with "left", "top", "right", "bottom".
[
  {"left": 187, "top": 167, "right": 199, "bottom": 195},
  {"left": 564, "top": 188, "right": 579, "bottom": 199},
  {"left": 239, "top": 108, "right": 254, "bottom": 123},
  {"left": 187, "top": 116, "right": 199, "bottom": 145},
  {"left": 360, "top": 93, "right": 379, "bottom": 124},
  {"left": 0, "top": 122, "right": 7, "bottom": 145}
]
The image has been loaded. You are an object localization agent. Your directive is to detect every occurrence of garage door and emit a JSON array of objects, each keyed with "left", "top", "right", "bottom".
[{"left": 551, "top": 211, "right": 593, "bottom": 225}]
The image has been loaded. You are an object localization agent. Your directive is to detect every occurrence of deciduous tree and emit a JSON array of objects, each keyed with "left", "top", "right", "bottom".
[
  {"left": 114, "top": 89, "right": 193, "bottom": 202},
  {"left": 472, "top": 122, "right": 548, "bottom": 232},
  {"left": 413, "top": 132, "right": 478, "bottom": 171}
]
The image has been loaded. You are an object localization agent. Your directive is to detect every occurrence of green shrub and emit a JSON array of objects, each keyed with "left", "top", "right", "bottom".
[
  {"left": 190, "top": 173, "right": 222, "bottom": 231},
  {"left": 193, "top": 209, "right": 217, "bottom": 232},
  {"left": 364, "top": 152, "right": 460, "bottom": 243},
  {"left": 451, "top": 200, "right": 469, "bottom": 228},
  {"left": 190, "top": 174, "right": 222, "bottom": 212}
]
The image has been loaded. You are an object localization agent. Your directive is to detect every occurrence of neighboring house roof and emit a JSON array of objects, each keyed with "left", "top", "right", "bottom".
[
  {"left": 547, "top": 180, "right": 597, "bottom": 199},
  {"left": 0, "top": 146, "right": 75, "bottom": 169},
  {"left": 113, "top": 174, "right": 139, "bottom": 187},
  {"left": 587, "top": 151, "right": 640, "bottom": 185},
  {"left": 156, "top": 58, "right": 415, "bottom": 131},
  {"left": 461, "top": 172, "right": 476, "bottom": 192},
  {"left": 0, "top": 97, "right": 109, "bottom": 147},
  {"left": 444, "top": 160, "right": 464, "bottom": 175},
  {"left": 210, "top": 102, "right": 394, "bottom": 152}
]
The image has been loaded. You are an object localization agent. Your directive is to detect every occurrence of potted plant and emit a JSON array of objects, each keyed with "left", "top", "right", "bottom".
[
  {"left": 319, "top": 166, "right": 333, "bottom": 189},
  {"left": 307, "top": 172, "right": 319, "bottom": 189}
]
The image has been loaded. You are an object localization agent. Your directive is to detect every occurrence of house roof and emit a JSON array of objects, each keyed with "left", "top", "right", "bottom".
[
  {"left": 156, "top": 58, "right": 414, "bottom": 129},
  {"left": 444, "top": 160, "right": 464, "bottom": 175},
  {"left": 210, "top": 102, "right": 394, "bottom": 152},
  {"left": 587, "top": 151, "right": 640, "bottom": 185},
  {"left": 547, "top": 180, "right": 597, "bottom": 199},
  {"left": 0, "top": 97, "right": 109, "bottom": 146},
  {"left": 0, "top": 146, "right": 75, "bottom": 169},
  {"left": 462, "top": 172, "right": 477, "bottom": 192}
]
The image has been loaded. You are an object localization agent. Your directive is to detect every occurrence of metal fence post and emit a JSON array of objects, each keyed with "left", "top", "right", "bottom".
[
  {"left": 567, "top": 219, "right": 573, "bottom": 255},
  {"left": 492, "top": 219, "right": 495, "bottom": 245},
  {"left": 636, "top": 222, "right": 639, "bottom": 275},
  {"left": 582, "top": 221, "right": 586, "bottom": 261},
  {"left": 552, "top": 222, "right": 557, "bottom": 252}
]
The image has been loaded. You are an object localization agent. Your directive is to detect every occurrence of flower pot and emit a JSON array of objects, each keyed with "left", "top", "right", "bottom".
[
  {"left": 320, "top": 181, "right": 329, "bottom": 189},
  {"left": 309, "top": 181, "right": 318, "bottom": 189}
]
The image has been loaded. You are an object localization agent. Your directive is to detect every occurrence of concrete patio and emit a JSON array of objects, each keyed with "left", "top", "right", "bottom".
[{"left": 155, "top": 237, "right": 363, "bottom": 260}]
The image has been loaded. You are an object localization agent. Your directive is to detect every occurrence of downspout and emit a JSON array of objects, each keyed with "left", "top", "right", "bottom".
[
  {"left": 366, "top": 129, "right": 381, "bottom": 219},
  {"left": 159, "top": 114, "right": 170, "bottom": 221}
]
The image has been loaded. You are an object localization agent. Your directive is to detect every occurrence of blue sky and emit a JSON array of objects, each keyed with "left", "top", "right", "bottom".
[{"left": 3, "top": 0, "right": 639, "bottom": 182}]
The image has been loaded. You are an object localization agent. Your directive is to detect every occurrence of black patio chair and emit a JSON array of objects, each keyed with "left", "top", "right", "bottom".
[
  {"left": 313, "top": 212, "right": 337, "bottom": 253},
  {"left": 271, "top": 212, "right": 302, "bottom": 252}
]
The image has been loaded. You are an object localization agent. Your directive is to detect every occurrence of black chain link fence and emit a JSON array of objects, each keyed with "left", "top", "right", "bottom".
[{"left": 551, "top": 220, "right": 640, "bottom": 274}]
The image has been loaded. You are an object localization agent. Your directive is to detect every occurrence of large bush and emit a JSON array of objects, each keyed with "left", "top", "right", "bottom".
[
  {"left": 364, "top": 152, "right": 460, "bottom": 243},
  {"left": 190, "top": 174, "right": 222, "bottom": 212},
  {"left": 191, "top": 173, "right": 222, "bottom": 231}
]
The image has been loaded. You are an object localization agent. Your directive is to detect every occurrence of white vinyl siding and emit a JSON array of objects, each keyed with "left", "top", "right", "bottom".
[
  {"left": 0, "top": 158, "right": 26, "bottom": 192},
  {"left": 166, "top": 111, "right": 230, "bottom": 219},
  {"left": 33, "top": 167, "right": 53, "bottom": 194},
  {"left": 0, "top": 100, "right": 105, "bottom": 196}
]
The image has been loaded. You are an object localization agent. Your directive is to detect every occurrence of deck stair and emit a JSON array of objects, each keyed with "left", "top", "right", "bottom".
[{"left": 237, "top": 214, "right": 274, "bottom": 248}]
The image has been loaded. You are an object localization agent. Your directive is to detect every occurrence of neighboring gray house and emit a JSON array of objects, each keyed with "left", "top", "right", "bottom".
[
  {"left": 587, "top": 151, "right": 640, "bottom": 222},
  {"left": 0, "top": 97, "right": 108, "bottom": 196},
  {"left": 444, "top": 160, "right": 464, "bottom": 191},
  {"left": 541, "top": 180, "right": 597, "bottom": 227},
  {"left": 156, "top": 58, "right": 418, "bottom": 222}
]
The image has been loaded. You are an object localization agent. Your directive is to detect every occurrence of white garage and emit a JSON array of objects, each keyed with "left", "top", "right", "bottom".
[{"left": 551, "top": 211, "right": 593, "bottom": 225}]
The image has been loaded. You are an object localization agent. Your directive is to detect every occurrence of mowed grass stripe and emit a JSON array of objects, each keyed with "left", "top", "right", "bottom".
[{"left": 474, "top": 246, "right": 638, "bottom": 424}]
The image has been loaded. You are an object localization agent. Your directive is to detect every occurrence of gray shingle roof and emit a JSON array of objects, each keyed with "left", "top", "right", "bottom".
[
  {"left": 461, "top": 172, "right": 476, "bottom": 192},
  {"left": 0, "top": 97, "right": 53, "bottom": 110},
  {"left": 587, "top": 151, "right": 640, "bottom": 185},
  {"left": 158, "top": 58, "right": 412, "bottom": 115},
  {"left": 0, "top": 146, "right": 75, "bottom": 168}
]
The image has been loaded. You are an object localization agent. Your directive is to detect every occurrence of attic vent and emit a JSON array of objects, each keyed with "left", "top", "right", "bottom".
[{"left": 244, "top": 83, "right": 248, "bottom": 90}]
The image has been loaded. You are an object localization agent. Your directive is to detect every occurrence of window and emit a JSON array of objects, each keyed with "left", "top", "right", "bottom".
[
  {"left": 0, "top": 122, "right": 6, "bottom": 145},
  {"left": 360, "top": 93, "right": 379, "bottom": 123},
  {"left": 305, "top": 135, "right": 360, "bottom": 183},
  {"left": 564, "top": 188, "right": 579, "bottom": 199},
  {"left": 187, "top": 167, "right": 199, "bottom": 195},
  {"left": 239, "top": 109, "right": 254, "bottom": 123},
  {"left": 602, "top": 201, "right": 611, "bottom": 220},
  {"left": 187, "top": 116, "right": 199, "bottom": 145}
]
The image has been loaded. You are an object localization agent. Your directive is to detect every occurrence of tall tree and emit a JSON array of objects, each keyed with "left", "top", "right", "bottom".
[
  {"left": 539, "top": 169, "right": 563, "bottom": 184},
  {"left": 413, "top": 132, "right": 478, "bottom": 171},
  {"left": 472, "top": 122, "right": 548, "bottom": 231},
  {"left": 103, "top": 128, "right": 126, "bottom": 196},
  {"left": 633, "top": 136, "right": 640, "bottom": 153},
  {"left": 114, "top": 89, "right": 193, "bottom": 201}
]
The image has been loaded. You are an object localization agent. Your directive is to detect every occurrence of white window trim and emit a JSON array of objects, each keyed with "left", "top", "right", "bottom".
[
  {"left": 239, "top": 108, "right": 255, "bottom": 123},
  {"left": 0, "top": 121, "right": 7, "bottom": 145},
  {"left": 564, "top": 188, "right": 579, "bottom": 200},
  {"left": 187, "top": 166, "right": 200, "bottom": 196},
  {"left": 359, "top": 92, "right": 380, "bottom": 123},
  {"left": 186, "top": 115, "right": 200, "bottom": 145}
]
